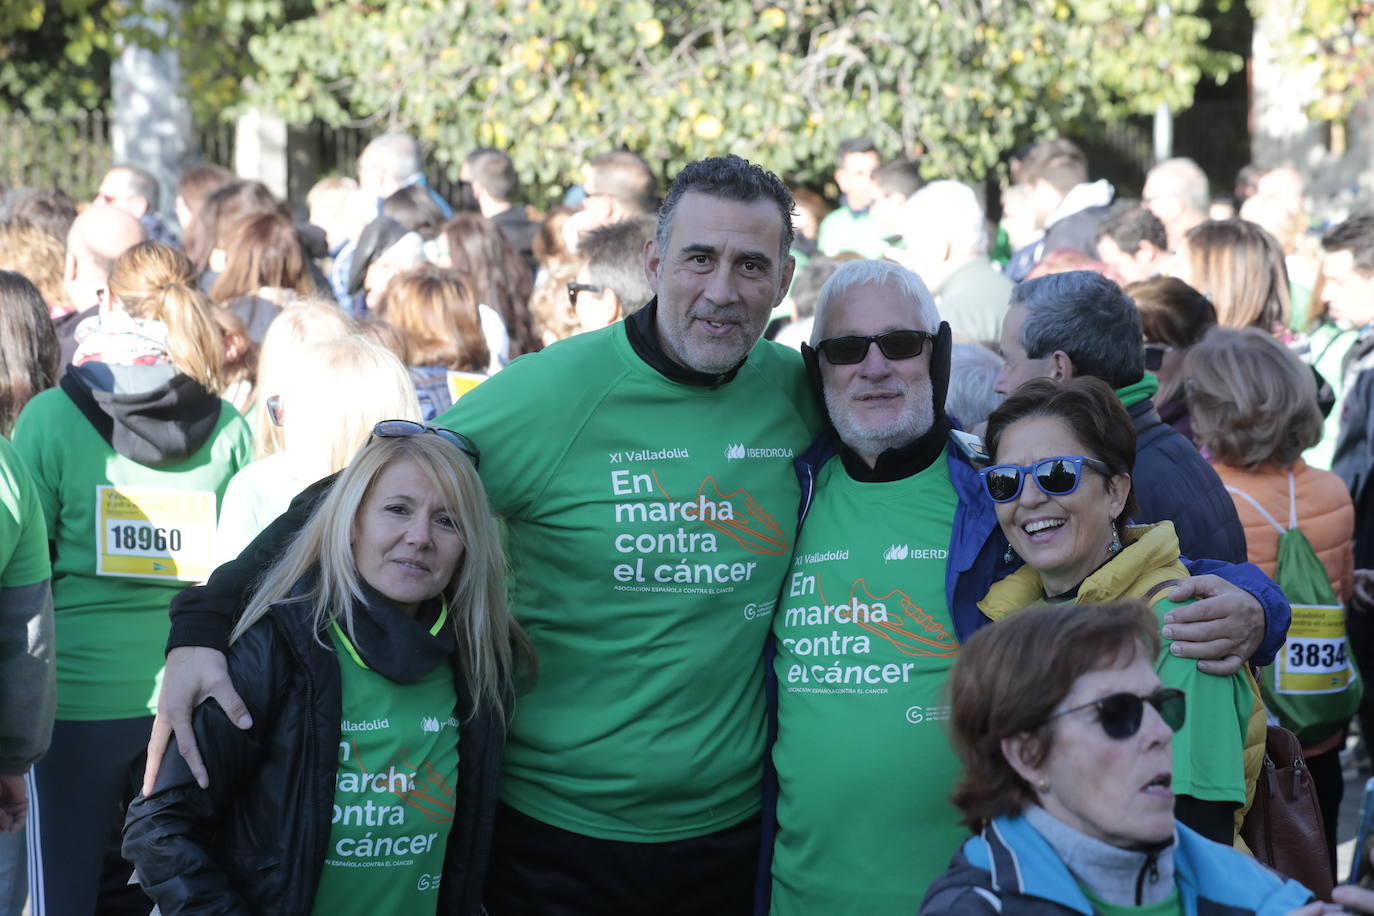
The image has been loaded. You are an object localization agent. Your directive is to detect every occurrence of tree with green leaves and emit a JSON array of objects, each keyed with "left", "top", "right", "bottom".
[{"left": 240, "top": 0, "right": 1239, "bottom": 201}]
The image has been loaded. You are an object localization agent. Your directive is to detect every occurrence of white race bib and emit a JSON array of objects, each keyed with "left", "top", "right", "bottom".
[{"left": 95, "top": 485, "right": 216, "bottom": 582}]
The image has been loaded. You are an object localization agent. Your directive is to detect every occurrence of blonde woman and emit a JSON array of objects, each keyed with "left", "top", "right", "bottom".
[
  {"left": 251, "top": 300, "right": 355, "bottom": 458},
  {"left": 127, "top": 427, "right": 530, "bottom": 916},
  {"left": 215, "top": 335, "right": 422, "bottom": 564},
  {"left": 11, "top": 241, "right": 252, "bottom": 914}
]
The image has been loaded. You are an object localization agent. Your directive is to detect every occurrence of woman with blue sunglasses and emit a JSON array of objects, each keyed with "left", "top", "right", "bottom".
[{"left": 974, "top": 377, "right": 1263, "bottom": 849}]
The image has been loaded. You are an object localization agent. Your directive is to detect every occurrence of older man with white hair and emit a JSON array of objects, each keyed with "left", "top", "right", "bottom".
[
  {"left": 1143, "top": 157, "right": 1211, "bottom": 252},
  {"left": 760, "top": 259, "right": 1285, "bottom": 915},
  {"left": 894, "top": 181, "right": 1012, "bottom": 343}
]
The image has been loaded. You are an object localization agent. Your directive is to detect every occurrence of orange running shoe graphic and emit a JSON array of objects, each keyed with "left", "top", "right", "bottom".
[
  {"left": 850, "top": 579, "right": 959, "bottom": 658},
  {"left": 650, "top": 472, "right": 789, "bottom": 555}
]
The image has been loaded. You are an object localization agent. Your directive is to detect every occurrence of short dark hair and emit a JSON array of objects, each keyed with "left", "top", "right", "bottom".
[
  {"left": 581, "top": 216, "right": 656, "bottom": 316},
  {"left": 7, "top": 188, "right": 77, "bottom": 242},
  {"left": 1322, "top": 214, "right": 1374, "bottom": 276},
  {"left": 1018, "top": 138, "right": 1088, "bottom": 195},
  {"left": 656, "top": 155, "right": 795, "bottom": 262},
  {"left": 1096, "top": 202, "right": 1167, "bottom": 255},
  {"left": 1014, "top": 270, "right": 1144, "bottom": 389},
  {"left": 381, "top": 184, "right": 445, "bottom": 240},
  {"left": 873, "top": 158, "right": 923, "bottom": 199},
  {"left": 1127, "top": 277, "right": 1216, "bottom": 349},
  {"left": 587, "top": 151, "right": 658, "bottom": 215},
  {"left": 948, "top": 600, "right": 1159, "bottom": 829},
  {"left": 836, "top": 137, "right": 878, "bottom": 166},
  {"left": 466, "top": 147, "right": 519, "bottom": 203},
  {"left": 115, "top": 164, "right": 160, "bottom": 211},
  {"left": 984, "top": 376, "right": 1140, "bottom": 529}
]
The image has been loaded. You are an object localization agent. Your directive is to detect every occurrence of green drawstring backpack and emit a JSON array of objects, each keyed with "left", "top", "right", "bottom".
[{"left": 1228, "top": 474, "right": 1363, "bottom": 748}]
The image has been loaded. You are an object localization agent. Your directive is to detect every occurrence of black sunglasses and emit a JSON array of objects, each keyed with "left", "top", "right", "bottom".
[
  {"left": 567, "top": 282, "right": 605, "bottom": 309},
  {"left": 979, "top": 456, "right": 1113, "bottom": 503},
  {"left": 371, "top": 420, "right": 480, "bottom": 468},
  {"left": 816, "top": 330, "right": 936, "bottom": 365},
  {"left": 1045, "top": 687, "right": 1186, "bottom": 740},
  {"left": 1143, "top": 343, "right": 1174, "bottom": 372}
]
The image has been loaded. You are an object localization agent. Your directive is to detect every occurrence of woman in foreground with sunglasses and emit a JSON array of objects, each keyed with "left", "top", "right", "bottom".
[
  {"left": 975, "top": 377, "right": 1263, "bottom": 847},
  {"left": 922, "top": 600, "right": 1316, "bottom": 915},
  {"left": 124, "top": 423, "right": 530, "bottom": 915}
]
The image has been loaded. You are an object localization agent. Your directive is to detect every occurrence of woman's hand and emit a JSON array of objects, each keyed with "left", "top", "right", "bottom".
[
  {"left": 1159, "top": 575, "right": 1263, "bottom": 675},
  {"left": 142, "top": 646, "right": 252, "bottom": 794}
]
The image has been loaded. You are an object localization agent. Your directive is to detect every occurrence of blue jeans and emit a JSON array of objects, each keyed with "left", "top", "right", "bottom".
[{"left": 0, "top": 820, "right": 26, "bottom": 916}]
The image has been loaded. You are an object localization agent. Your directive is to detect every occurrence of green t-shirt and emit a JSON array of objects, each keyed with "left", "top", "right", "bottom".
[
  {"left": 1083, "top": 886, "right": 1184, "bottom": 916},
  {"left": 1153, "top": 600, "right": 1249, "bottom": 804},
  {"left": 311, "top": 621, "right": 460, "bottom": 916},
  {"left": 770, "top": 456, "right": 965, "bottom": 914},
  {"left": 437, "top": 323, "right": 819, "bottom": 842},
  {"left": 0, "top": 435, "right": 49, "bottom": 588},
  {"left": 817, "top": 207, "right": 890, "bottom": 259},
  {"left": 1305, "top": 321, "right": 1364, "bottom": 471},
  {"left": 11, "top": 388, "right": 253, "bottom": 720}
]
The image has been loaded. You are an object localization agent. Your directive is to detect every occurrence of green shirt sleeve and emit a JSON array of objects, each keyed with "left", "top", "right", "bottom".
[
  {"left": 1153, "top": 599, "right": 1250, "bottom": 804},
  {"left": 0, "top": 435, "right": 49, "bottom": 588}
]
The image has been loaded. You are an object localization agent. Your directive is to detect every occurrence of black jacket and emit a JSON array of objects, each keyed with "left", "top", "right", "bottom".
[
  {"left": 123, "top": 592, "right": 504, "bottom": 916},
  {"left": 1128, "top": 397, "right": 1248, "bottom": 565}
]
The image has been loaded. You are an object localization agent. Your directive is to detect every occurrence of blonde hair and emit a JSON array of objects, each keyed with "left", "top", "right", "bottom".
[
  {"left": 1183, "top": 219, "right": 1290, "bottom": 332},
  {"left": 0, "top": 219, "right": 70, "bottom": 315},
  {"left": 252, "top": 301, "right": 355, "bottom": 457},
  {"left": 107, "top": 241, "right": 224, "bottom": 391},
  {"left": 1183, "top": 326, "right": 1322, "bottom": 470},
  {"left": 280, "top": 336, "right": 422, "bottom": 483},
  {"left": 232, "top": 433, "right": 526, "bottom": 718}
]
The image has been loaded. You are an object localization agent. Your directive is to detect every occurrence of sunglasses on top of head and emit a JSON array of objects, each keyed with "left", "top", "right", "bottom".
[
  {"left": 979, "top": 455, "right": 1113, "bottom": 503},
  {"left": 816, "top": 330, "right": 936, "bottom": 365},
  {"left": 370, "top": 420, "right": 480, "bottom": 468},
  {"left": 1043, "top": 687, "right": 1186, "bottom": 740}
]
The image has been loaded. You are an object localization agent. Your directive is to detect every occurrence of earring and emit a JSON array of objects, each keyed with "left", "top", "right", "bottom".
[
  {"left": 1108, "top": 531, "right": 1122, "bottom": 556},
  {"left": 1037, "top": 778, "right": 1050, "bottom": 793},
  {"left": 1004, "top": 543, "right": 1017, "bottom": 565}
]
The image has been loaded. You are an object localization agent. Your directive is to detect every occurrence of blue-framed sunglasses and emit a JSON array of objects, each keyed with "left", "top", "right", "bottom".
[
  {"left": 370, "top": 420, "right": 479, "bottom": 468},
  {"left": 979, "top": 455, "right": 1113, "bottom": 503}
]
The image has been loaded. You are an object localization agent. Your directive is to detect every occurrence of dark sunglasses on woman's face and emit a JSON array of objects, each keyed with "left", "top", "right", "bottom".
[
  {"left": 1143, "top": 343, "right": 1174, "bottom": 372},
  {"left": 370, "top": 420, "right": 480, "bottom": 468},
  {"left": 1044, "top": 687, "right": 1186, "bottom": 740},
  {"left": 816, "top": 329, "right": 936, "bottom": 365},
  {"left": 979, "top": 456, "right": 1113, "bottom": 503}
]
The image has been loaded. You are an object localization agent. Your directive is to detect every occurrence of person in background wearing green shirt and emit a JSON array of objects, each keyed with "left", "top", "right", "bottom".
[
  {"left": 816, "top": 138, "right": 889, "bottom": 259},
  {"left": 126, "top": 426, "right": 524, "bottom": 916}
]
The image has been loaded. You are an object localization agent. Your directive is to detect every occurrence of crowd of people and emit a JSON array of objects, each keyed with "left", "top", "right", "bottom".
[{"left": 0, "top": 129, "right": 1373, "bottom": 915}]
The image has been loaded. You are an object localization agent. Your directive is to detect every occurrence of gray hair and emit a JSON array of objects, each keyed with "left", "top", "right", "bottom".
[
  {"left": 656, "top": 155, "right": 794, "bottom": 264},
  {"left": 113, "top": 164, "right": 161, "bottom": 211},
  {"left": 811, "top": 259, "right": 942, "bottom": 344},
  {"left": 1149, "top": 158, "right": 1209, "bottom": 214},
  {"left": 947, "top": 343, "right": 1004, "bottom": 428},
  {"left": 902, "top": 180, "right": 987, "bottom": 255},
  {"left": 1014, "top": 270, "right": 1143, "bottom": 389},
  {"left": 361, "top": 133, "right": 423, "bottom": 183}
]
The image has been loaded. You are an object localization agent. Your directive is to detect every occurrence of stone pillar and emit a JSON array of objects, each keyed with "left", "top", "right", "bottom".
[
  {"left": 110, "top": 0, "right": 193, "bottom": 228},
  {"left": 234, "top": 109, "right": 290, "bottom": 201}
]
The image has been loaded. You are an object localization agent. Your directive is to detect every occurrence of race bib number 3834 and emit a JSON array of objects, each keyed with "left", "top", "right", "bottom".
[
  {"left": 1274, "top": 603, "right": 1356, "bottom": 695},
  {"left": 95, "top": 485, "right": 216, "bottom": 582}
]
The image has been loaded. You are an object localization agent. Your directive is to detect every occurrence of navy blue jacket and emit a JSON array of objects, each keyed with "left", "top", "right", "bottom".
[
  {"left": 754, "top": 430, "right": 1290, "bottom": 914},
  {"left": 1128, "top": 398, "right": 1249, "bottom": 566}
]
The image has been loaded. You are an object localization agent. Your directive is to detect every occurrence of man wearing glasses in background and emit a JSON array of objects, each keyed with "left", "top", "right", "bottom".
[{"left": 763, "top": 259, "right": 1285, "bottom": 915}]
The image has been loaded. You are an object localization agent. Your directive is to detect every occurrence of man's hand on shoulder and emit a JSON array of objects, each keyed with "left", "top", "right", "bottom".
[
  {"left": 143, "top": 646, "right": 251, "bottom": 795},
  {"left": 1159, "top": 574, "right": 1263, "bottom": 676}
]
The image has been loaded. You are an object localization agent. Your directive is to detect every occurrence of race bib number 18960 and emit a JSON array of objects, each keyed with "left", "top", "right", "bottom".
[{"left": 95, "top": 485, "right": 216, "bottom": 582}]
